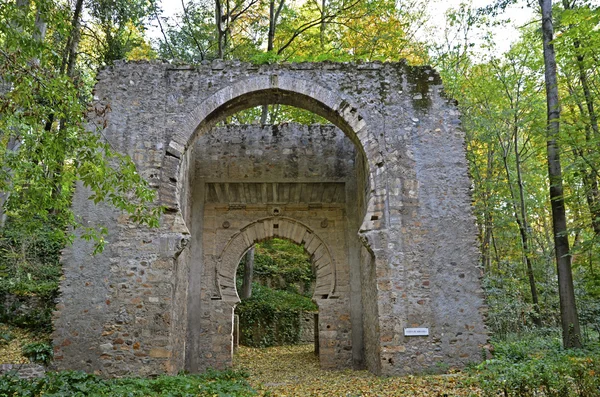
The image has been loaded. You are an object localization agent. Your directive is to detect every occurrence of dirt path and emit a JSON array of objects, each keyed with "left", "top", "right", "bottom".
[{"left": 233, "top": 345, "right": 481, "bottom": 397}]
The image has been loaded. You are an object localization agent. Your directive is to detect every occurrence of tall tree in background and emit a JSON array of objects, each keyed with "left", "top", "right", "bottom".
[
  {"left": 559, "top": 0, "right": 600, "bottom": 238},
  {"left": 87, "top": 0, "right": 152, "bottom": 64},
  {"left": 260, "top": 0, "right": 284, "bottom": 123},
  {"left": 538, "top": 0, "right": 582, "bottom": 347},
  {"left": 490, "top": 45, "right": 545, "bottom": 326}
]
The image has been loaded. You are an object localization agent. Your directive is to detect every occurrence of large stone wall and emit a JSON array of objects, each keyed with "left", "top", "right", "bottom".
[{"left": 53, "top": 60, "right": 488, "bottom": 377}]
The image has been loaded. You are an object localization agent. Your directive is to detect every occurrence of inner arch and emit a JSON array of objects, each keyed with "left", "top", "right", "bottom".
[{"left": 217, "top": 217, "right": 336, "bottom": 302}]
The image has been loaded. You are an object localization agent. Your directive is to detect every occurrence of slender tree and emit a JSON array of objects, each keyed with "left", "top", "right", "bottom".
[
  {"left": 538, "top": 0, "right": 582, "bottom": 347},
  {"left": 0, "top": 0, "right": 162, "bottom": 248},
  {"left": 241, "top": 247, "right": 255, "bottom": 299}
]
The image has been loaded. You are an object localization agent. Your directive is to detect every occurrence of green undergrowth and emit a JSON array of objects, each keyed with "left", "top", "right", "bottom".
[
  {"left": 236, "top": 283, "right": 317, "bottom": 347},
  {"left": 0, "top": 220, "right": 64, "bottom": 334},
  {"left": 472, "top": 329, "right": 600, "bottom": 397},
  {"left": 0, "top": 368, "right": 256, "bottom": 397},
  {"left": 249, "top": 238, "right": 315, "bottom": 294}
]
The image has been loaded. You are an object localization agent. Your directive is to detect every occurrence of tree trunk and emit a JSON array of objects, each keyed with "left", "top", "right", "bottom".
[
  {"left": 241, "top": 247, "right": 255, "bottom": 299},
  {"left": 320, "top": 0, "right": 326, "bottom": 48},
  {"left": 260, "top": 105, "right": 269, "bottom": 125},
  {"left": 65, "top": 0, "right": 84, "bottom": 78},
  {"left": 538, "top": 0, "right": 582, "bottom": 348},
  {"left": 215, "top": 0, "right": 224, "bottom": 58},
  {"left": 260, "top": 0, "right": 284, "bottom": 124},
  {"left": 50, "top": 0, "right": 84, "bottom": 208},
  {"left": 33, "top": 5, "right": 47, "bottom": 57},
  {"left": 268, "top": 0, "right": 276, "bottom": 51},
  {"left": 499, "top": 127, "right": 541, "bottom": 327},
  {"left": 481, "top": 145, "right": 495, "bottom": 272},
  {"left": 513, "top": 125, "right": 542, "bottom": 327}
]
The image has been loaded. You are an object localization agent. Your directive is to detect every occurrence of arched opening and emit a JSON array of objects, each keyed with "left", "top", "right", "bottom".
[
  {"left": 160, "top": 76, "right": 382, "bottom": 231},
  {"left": 165, "top": 77, "right": 379, "bottom": 373},
  {"left": 217, "top": 217, "right": 336, "bottom": 302},
  {"left": 233, "top": 238, "right": 319, "bottom": 361}
]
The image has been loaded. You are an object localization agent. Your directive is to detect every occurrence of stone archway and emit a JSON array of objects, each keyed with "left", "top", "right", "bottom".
[
  {"left": 217, "top": 217, "right": 336, "bottom": 302},
  {"left": 158, "top": 74, "right": 382, "bottom": 235},
  {"left": 183, "top": 123, "right": 361, "bottom": 372},
  {"left": 53, "top": 61, "right": 489, "bottom": 378},
  {"left": 163, "top": 77, "right": 379, "bottom": 373},
  {"left": 216, "top": 217, "right": 345, "bottom": 369}
]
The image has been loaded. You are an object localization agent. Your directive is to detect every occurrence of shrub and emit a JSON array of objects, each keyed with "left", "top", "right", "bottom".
[
  {"left": 22, "top": 342, "right": 54, "bottom": 365},
  {"left": 237, "top": 283, "right": 317, "bottom": 347},
  {"left": 473, "top": 331, "right": 600, "bottom": 397},
  {"left": 0, "top": 293, "right": 56, "bottom": 333},
  {"left": 239, "top": 238, "right": 315, "bottom": 295},
  {"left": 0, "top": 368, "right": 257, "bottom": 396},
  {"left": 0, "top": 218, "right": 63, "bottom": 334},
  {"left": 0, "top": 330, "right": 14, "bottom": 346}
]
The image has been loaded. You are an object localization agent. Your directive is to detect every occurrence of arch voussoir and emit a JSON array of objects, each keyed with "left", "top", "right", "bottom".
[{"left": 217, "top": 217, "right": 335, "bottom": 302}]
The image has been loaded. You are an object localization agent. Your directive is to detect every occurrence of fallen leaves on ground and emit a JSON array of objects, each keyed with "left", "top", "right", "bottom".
[
  {"left": 234, "top": 344, "right": 481, "bottom": 396},
  {"left": 0, "top": 324, "right": 40, "bottom": 364}
]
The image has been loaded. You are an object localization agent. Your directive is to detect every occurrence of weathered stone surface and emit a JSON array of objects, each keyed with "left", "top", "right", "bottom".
[
  {"left": 54, "top": 60, "right": 487, "bottom": 377},
  {"left": 1, "top": 293, "right": 47, "bottom": 320},
  {"left": 0, "top": 364, "right": 46, "bottom": 379}
]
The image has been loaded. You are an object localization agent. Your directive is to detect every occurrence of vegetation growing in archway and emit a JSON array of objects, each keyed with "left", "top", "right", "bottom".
[{"left": 235, "top": 238, "right": 317, "bottom": 347}]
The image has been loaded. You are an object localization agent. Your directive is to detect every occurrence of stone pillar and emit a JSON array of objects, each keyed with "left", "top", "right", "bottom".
[{"left": 317, "top": 298, "right": 352, "bottom": 369}]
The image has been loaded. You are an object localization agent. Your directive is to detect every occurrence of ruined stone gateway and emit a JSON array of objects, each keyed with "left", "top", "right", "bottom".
[{"left": 53, "top": 60, "right": 488, "bottom": 377}]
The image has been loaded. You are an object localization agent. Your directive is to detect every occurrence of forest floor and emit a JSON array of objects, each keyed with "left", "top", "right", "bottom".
[
  {"left": 233, "top": 344, "right": 481, "bottom": 397},
  {"left": 0, "top": 324, "right": 40, "bottom": 364},
  {"left": 1, "top": 326, "right": 483, "bottom": 396}
]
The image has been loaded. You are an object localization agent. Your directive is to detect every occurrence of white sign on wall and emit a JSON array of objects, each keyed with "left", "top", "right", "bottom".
[{"left": 404, "top": 328, "right": 429, "bottom": 336}]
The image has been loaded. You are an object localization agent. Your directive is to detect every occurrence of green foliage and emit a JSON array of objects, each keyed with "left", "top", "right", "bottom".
[
  {"left": 156, "top": 0, "right": 428, "bottom": 64},
  {"left": 0, "top": 368, "right": 256, "bottom": 396},
  {"left": 0, "top": 218, "right": 63, "bottom": 289},
  {"left": 483, "top": 270, "right": 560, "bottom": 338},
  {"left": 249, "top": 51, "right": 281, "bottom": 65},
  {"left": 0, "top": 218, "right": 63, "bottom": 333},
  {"left": 0, "top": 0, "right": 163, "bottom": 255},
  {"left": 433, "top": 1, "right": 600, "bottom": 342},
  {"left": 22, "top": 341, "right": 53, "bottom": 365},
  {"left": 247, "top": 238, "right": 315, "bottom": 294},
  {"left": 473, "top": 331, "right": 600, "bottom": 397},
  {"left": 237, "top": 283, "right": 316, "bottom": 347},
  {"left": 0, "top": 302, "right": 54, "bottom": 334},
  {"left": 88, "top": 0, "right": 153, "bottom": 65},
  {"left": 0, "top": 330, "right": 14, "bottom": 346},
  {"left": 155, "top": 0, "right": 220, "bottom": 63},
  {"left": 236, "top": 239, "right": 317, "bottom": 347},
  {"left": 218, "top": 104, "right": 329, "bottom": 125}
]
